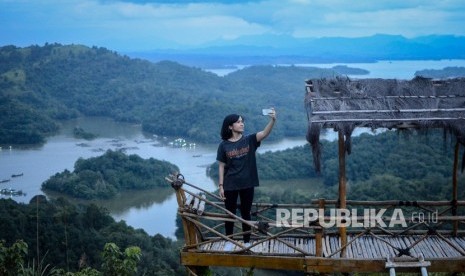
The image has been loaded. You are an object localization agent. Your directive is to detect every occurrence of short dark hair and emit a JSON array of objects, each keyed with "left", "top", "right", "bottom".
[{"left": 220, "top": 114, "right": 243, "bottom": 140}]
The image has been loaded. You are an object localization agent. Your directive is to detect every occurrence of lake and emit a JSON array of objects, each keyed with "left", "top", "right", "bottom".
[
  {"left": 206, "top": 59, "right": 465, "bottom": 79},
  {"left": 0, "top": 117, "right": 309, "bottom": 238}
]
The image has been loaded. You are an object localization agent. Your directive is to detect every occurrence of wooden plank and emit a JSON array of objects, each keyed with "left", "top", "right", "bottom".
[
  {"left": 423, "top": 237, "right": 440, "bottom": 258},
  {"left": 312, "top": 107, "right": 465, "bottom": 115},
  {"left": 309, "top": 237, "right": 316, "bottom": 255},
  {"left": 182, "top": 251, "right": 306, "bottom": 271},
  {"left": 202, "top": 241, "right": 212, "bottom": 251},
  {"left": 270, "top": 239, "right": 275, "bottom": 254},
  {"left": 400, "top": 235, "right": 416, "bottom": 257},
  {"left": 450, "top": 237, "right": 465, "bottom": 253},
  {"left": 371, "top": 236, "right": 384, "bottom": 258},
  {"left": 385, "top": 237, "right": 398, "bottom": 257},
  {"left": 333, "top": 236, "right": 341, "bottom": 257},
  {"left": 322, "top": 235, "right": 330, "bottom": 257},
  {"left": 374, "top": 236, "right": 389, "bottom": 258},
  {"left": 434, "top": 236, "right": 460, "bottom": 257},
  {"left": 453, "top": 142, "right": 460, "bottom": 235},
  {"left": 372, "top": 236, "right": 383, "bottom": 258},
  {"left": 345, "top": 236, "right": 353, "bottom": 258},
  {"left": 363, "top": 236, "right": 373, "bottom": 258},
  {"left": 305, "top": 258, "right": 388, "bottom": 273},
  {"left": 385, "top": 236, "right": 398, "bottom": 257},
  {"left": 410, "top": 236, "right": 431, "bottom": 259},
  {"left": 253, "top": 240, "right": 262, "bottom": 254},
  {"left": 402, "top": 235, "right": 420, "bottom": 257},
  {"left": 405, "top": 235, "right": 425, "bottom": 256},
  {"left": 305, "top": 257, "right": 465, "bottom": 273},
  {"left": 375, "top": 236, "right": 389, "bottom": 258},
  {"left": 431, "top": 236, "right": 445, "bottom": 258},
  {"left": 308, "top": 238, "right": 315, "bottom": 255},
  {"left": 358, "top": 236, "right": 366, "bottom": 258},
  {"left": 359, "top": 236, "right": 371, "bottom": 258},
  {"left": 180, "top": 251, "right": 465, "bottom": 273},
  {"left": 391, "top": 236, "right": 403, "bottom": 257},
  {"left": 353, "top": 236, "right": 364, "bottom": 258},
  {"left": 328, "top": 236, "right": 336, "bottom": 257},
  {"left": 359, "top": 236, "right": 367, "bottom": 258},
  {"left": 431, "top": 236, "right": 449, "bottom": 257}
]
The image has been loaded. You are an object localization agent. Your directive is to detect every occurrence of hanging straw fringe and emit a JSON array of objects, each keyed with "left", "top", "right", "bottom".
[{"left": 305, "top": 76, "right": 465, "bottom": 173}]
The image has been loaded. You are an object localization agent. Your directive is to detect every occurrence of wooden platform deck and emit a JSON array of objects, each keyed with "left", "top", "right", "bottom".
[
  {"left": 180, "top": 234, "right": 465, "bottom": 273},
  {"left": 198, "top": 235, "right": 465, "bottom": 258},
  {"left": 166, "top": 173, "right": 465, "bottom": 273}
]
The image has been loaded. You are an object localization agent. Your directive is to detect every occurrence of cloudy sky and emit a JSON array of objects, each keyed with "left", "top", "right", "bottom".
[{"left": 1, "top": 0, "right": 465, "bottom": 52}]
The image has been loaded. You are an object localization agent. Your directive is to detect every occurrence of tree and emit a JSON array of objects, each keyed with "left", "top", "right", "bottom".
[
  {"left": 0, "top": 240, "right": 28, "bottom": 275},
  {"left": 101, "top": 243, "right": 141, "bottom": 276}
]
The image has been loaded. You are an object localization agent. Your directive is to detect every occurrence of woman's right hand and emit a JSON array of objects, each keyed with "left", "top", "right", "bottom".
[{"left": 219, "top": 185, "right": 225, "bottom": 200}]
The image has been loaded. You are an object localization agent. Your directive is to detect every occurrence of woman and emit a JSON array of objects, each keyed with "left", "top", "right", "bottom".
[{"left": 216, "top": 109, "right": 276, "bottom": 245}]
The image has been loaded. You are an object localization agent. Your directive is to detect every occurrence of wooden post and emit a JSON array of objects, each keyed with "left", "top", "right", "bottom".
[
  {"left": 338, "top": 130, "right": 347, "bottom": 257},
  {"left": 452, "top": 141, "right": 459, "bottom": 236},
  {"left": 170, "top": 176, "right": 205, "bottom": 276},
  {"left": 173, "top": 188, "right": 198, "bottom": 246},
  {"left": 315, "top": 198, "right": 325, "bottom": 257}
]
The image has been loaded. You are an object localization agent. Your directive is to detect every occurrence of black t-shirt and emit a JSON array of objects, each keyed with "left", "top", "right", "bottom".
[{"left": 216, "top": 134, "right": 261, "bottom": 191}]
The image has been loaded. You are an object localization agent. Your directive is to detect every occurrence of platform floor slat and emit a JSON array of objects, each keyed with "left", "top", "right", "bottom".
[
  {"left": 199, "top": 234, "right": 465, "bottom": 260},
  {"left": 451, "top": 237, "right": 465, "bottom": 252}
]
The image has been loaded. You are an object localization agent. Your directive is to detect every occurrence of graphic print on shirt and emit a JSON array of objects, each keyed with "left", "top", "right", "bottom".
[{"left": 226, "top": 145, "right": 250, "bottom": 159}]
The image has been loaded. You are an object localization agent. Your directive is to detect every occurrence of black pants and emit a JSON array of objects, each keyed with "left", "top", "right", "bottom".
[{"left": 224, "top": 187, "right": 254, "bottom": 243}]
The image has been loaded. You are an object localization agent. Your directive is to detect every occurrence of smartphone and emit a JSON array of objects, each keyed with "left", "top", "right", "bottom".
[{"left": 262, "top": 108, "right": 273, "bottom": 116}]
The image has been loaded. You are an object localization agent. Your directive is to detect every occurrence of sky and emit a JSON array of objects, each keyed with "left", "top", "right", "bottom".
[{"left": 1, "top": 0, "right": 465, "bottom": 52}]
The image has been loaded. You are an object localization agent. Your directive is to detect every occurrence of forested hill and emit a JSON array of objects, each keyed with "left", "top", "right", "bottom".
[{"left": 0, "top": 43, "right": 339, "bottom": 145}]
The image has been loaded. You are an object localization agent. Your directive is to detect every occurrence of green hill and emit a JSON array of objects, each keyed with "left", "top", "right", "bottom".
[
  {"left": 0, "top": 196, "right": 183, "bottom": 275},
  {"left": 0, "top": 43, "right": 339, "bottom": 145},
  {"left": 42, "top": 150, "right": 179, "bottom": 199}
]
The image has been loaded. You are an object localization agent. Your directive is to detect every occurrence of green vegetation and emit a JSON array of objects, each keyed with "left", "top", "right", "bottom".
[
  {"left": 0, "top": 44, "right": 340, "bottom": 145},
  {"left": 0, "top": 97, "right": 60, "bottom": 144},
  {"left": 42, "top": 150, "right": 179, "bottom": 199},
  {"left": 73, "top": 127, "right": 98, "bottom": 140},
  {"left": 0, "top": 240, "right": 140, "bottom": 276},
  {"left": 331, "top": 65, "right": 369, "bottom": 75},
  {"left": 0, "top": 196, "right": 183, "bottom": 275},
  {"left": 415, "top": 66, "right": 465, "bottom": 78}
]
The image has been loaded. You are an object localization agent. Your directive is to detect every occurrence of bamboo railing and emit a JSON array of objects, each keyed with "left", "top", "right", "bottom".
[{"left": 166, "top": 173, "right": 465, "bottom": 274}]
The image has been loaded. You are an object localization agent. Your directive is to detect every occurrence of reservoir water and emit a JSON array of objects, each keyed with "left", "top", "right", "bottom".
[
  {"left": 206, "top": 59, "right": 465, "bottom": 79},
  {"left": 0, "top": 117, "right": 308, "bottom": 238}
]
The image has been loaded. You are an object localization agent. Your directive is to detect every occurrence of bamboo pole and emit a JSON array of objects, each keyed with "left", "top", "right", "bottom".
[
  {"left": 311, "top": 117, "right": 465, "bottom": 123},
  {"left": 452, "top": 141, "right": 460, "bottom": 236},
  {"left": 315, "top": 198, "right": 325, "bottom": 257},
  {"left": 232, "top": 200, "right": 465, "bottom": 208},
  {"left": 311, "top": 94, "right": 464, "bottom": 101},
  {"left": 312, "top": 107, "right": 465, "bottom": 115},
  {"left": 338, "top": 130, "right": 347, "bottom": 257}
]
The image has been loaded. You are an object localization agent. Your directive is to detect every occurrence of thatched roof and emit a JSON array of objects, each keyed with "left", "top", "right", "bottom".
[{"left": 305, "top": 76, "right": 465, "bottom": 172}]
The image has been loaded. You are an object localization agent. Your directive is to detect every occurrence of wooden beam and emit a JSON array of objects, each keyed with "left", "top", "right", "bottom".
[
  {"left": 312, "top": 108, "right": 465, "bottom": 115},
  {"left": 338, "top": 130, "right": 347, "bottom": 257},
  {"left": 311, "top": 117, "right": 465, "bottom": 123},
  {"left": 180, "top": 252, "right": 465, "bottom": 273},
  {"left": 452, "top": 141, "right": 460, "bottom": 236},
  {"left": 311, "top": 95, "right": 465, "bottom": 101},
  {"left": 315, "top": 198, "right": 325, "bottom": 257},
  {"left": 181, "top": 252, "right": 306, "bottom": 271}
]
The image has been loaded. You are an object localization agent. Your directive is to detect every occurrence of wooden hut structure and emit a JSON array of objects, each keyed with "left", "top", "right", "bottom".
[{"left": 167, "top": 76, "right": 465, "bottom": 275}]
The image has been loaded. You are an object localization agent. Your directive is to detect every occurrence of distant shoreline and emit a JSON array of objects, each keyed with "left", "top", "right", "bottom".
[{"left": 205, "top": 59, "right": 465, "bottom": 79}]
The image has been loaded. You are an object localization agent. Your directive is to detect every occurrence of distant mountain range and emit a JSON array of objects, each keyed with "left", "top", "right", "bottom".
[{"left": 124, "top": 34, "right": 465, "bottom": 68}]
